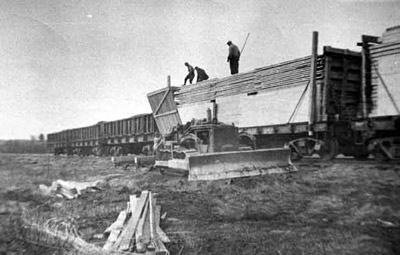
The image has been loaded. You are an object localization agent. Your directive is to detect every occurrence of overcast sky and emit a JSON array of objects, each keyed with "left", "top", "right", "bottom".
[{"left": 0, "top": 0, "right": 399, "bottom": 139}]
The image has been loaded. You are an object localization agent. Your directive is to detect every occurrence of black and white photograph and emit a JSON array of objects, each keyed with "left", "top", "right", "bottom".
[{"left": 1, "top": 0, "right": 400, "bottom": 254}]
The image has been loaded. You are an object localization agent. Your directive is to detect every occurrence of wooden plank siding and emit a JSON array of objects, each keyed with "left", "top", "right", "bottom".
[{"left": 369, "top": 27, "right": 400, "bottom": 117}]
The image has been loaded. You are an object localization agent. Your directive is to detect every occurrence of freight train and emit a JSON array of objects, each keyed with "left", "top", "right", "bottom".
[
  {"left": 47, "top": 26, "right": 400, "bottom": 160},
  {"left": 47, "top": 113, "right": 156, "bottom": 156}
]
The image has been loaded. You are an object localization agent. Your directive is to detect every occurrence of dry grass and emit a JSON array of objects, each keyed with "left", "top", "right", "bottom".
[{"left": 1, "top": 154, "right": 400, "bottom": 254}]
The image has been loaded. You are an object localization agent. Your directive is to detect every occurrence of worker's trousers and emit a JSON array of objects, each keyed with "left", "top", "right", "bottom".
[
  {"left": 184, "top": 73, "right": 195, "bottom": 85},
  {"left": 230, "top": 59, "right": 239, "bottom": 74}
]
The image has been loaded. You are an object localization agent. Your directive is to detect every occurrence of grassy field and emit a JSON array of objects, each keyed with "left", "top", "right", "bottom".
[{"left": 1, "top": 153, "right": 400, "bottom": 255}]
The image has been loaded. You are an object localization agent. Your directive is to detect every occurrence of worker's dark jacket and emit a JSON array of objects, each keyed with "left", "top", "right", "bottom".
[
  {"left": 196, "top": 68, "right": 209, "bottom": 82},
  {"left": 187, "top": 65, "right": 194, "bottom": 75},
  {"left": 228, "top": 44, "right": 241, "bottom": 62}
]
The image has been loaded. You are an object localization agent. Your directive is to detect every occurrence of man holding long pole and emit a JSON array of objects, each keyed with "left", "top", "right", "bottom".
[
  {"left": 226, "top": 33, "right": 250, "bottom": 75},
  {"left": 226, "top": 40, "right": 241, "bottom": 74}
]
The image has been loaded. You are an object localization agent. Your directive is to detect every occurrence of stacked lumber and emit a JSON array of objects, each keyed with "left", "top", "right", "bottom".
[
  {"left": 175, "top": 55, "right": 324, "bottom": 105},
  {"left": 103, "top": 191, "right": 170, "bottom": 255},
  {"left": 370, "top": 41, "right": 400, "bottom": 58},
  {"left": 382, "top": 25, "right": 400, "bottom": 44}
]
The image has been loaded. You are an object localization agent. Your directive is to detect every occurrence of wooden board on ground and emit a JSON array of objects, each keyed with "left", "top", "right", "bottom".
[
  {"left": 116, "top": 191, "right": 149, "bottom": 251},
  {"left": 103, "top": 210, "right": 127, "bottom": 250},
  {"left": 135, "top": 200, "right": 150, "bottom": 252},
  {"left": 155, "top": 203, "right": 170, "bottom": 243}
]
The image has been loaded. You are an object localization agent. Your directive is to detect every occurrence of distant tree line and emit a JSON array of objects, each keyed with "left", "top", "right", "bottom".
[{"left": 0, "top": 134, "right": 48, "bottom": 154}]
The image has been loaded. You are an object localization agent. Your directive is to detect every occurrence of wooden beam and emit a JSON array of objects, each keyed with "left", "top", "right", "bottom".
[
  {"left": 149, "top": 192, "right": 170, "bottom": 255},
  {"left": 148, "top": 192, "right": 156, "bottom": 251},
  {"left": 155, "top": 109, "right": 178, "bottom": 118},
  {"left": 362, "top": 35, "right": 381, "bottom": 44},
  {"left": 135, "top": 200, "right": 150, "bottom": 253},
  {"left": 155, "top": 205, "right": 161, "bottom": 228},
  {"left": 361, "top": 39, "right": 368, "bottom": 118},
  {"left": 154, "top": 202, "right": 170, "bottom": 243},
  {"left": 130, "top": 195, "right": 138, "bottom": 214},
  {"left": 142, "top": 198, "right": 155, "bottom": 246},
  {"left": 103, "top": 210, "right": 128, "bottom": 250},
  {"left": 308, "top": 31, "right": 318, "bottom": 132},
  {"left": 156, "top": 226, "right": 171, "bottom": 243}
]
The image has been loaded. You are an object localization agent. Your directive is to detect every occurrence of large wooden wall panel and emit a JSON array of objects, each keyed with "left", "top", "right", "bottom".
[
  {"left": 177, "top": 83, "right": 310, "bottom": 127},
  {"left": 370, "top": 40, "right": 400, "bottom": 117},
  {"left": 216, "top": 94, "right": 243, "bottom": 126},
  {"left": 178, "top": 102, "right": 214, "bottom": 124},
  {"left": 239, "top": 83, "right": 310, "bottom": 127}
]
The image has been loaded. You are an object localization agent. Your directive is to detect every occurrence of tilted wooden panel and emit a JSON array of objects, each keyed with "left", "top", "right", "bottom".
[{"left": 147, "top": 87, "right": 182, "bottom": 136}]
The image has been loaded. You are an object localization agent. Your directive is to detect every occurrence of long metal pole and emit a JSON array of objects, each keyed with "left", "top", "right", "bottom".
[{"left": 240, "top": 33, "right": 250, "bottom": 55}]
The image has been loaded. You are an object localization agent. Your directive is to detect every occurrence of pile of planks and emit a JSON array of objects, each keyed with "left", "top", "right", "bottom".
[
  {"left": 103, "top": 191, "right": 170, "bottom": 255},
  {"left": 382, "top": 25, "right": 400, "bottom": 44},
  {"left": 175, "top": 55, "right": 325, "bottom": 105}
]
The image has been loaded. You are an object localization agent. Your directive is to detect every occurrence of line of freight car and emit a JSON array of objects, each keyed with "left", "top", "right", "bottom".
[
  {"left": 47, "top": 113, "right": 158, "bottom": 156},
  {"left": 47, "top": 26, "right": 400, "bottom": 161},
  {"left": 169, "top": 29, "right": 400, "bottom": 161}
]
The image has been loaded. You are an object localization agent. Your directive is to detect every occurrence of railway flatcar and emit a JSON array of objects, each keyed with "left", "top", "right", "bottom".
[
  {"left": 149, "top": 27, "right": 400, "bottom": 161},
  {"left": 47, "top": 113, "right": 157, "bottom": 156}
]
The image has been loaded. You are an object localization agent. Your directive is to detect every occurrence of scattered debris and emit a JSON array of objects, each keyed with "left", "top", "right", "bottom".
[
  {"left": 39, "top": 179, "right": 107, "bottom": 199},
  {"left": 376, "top": 218, "right": 398, "bottom": 228},
  {"left": 103, "top": 190, "right": 170, "bottom": 254},
  {"left": 22, "top": 214, "right": 107, "bottom": 255}
]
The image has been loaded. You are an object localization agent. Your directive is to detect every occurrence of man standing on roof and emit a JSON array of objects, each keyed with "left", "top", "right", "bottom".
[
  {"left": 184, "top": 62, "right": 195, "bottom": 85},
  {"left": 195, "top": 66, "right": 209, "bottom": 83},
  {"left": 227, "top": 40, "right": 241, "bottom": 75}
]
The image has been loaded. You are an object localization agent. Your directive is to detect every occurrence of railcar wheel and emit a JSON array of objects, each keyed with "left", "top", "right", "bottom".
[
  {"left": 287, "top": 138, "right": 319, "bottom": 161},
  {"left": 318, "top": 138, "right": 338, "bottom": 161},
  {"left": 373, "top": 147, "right": 389, "bottom": 162},
  {"left": 290, "top": 147, "right": 302, "bottom": 162}
]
